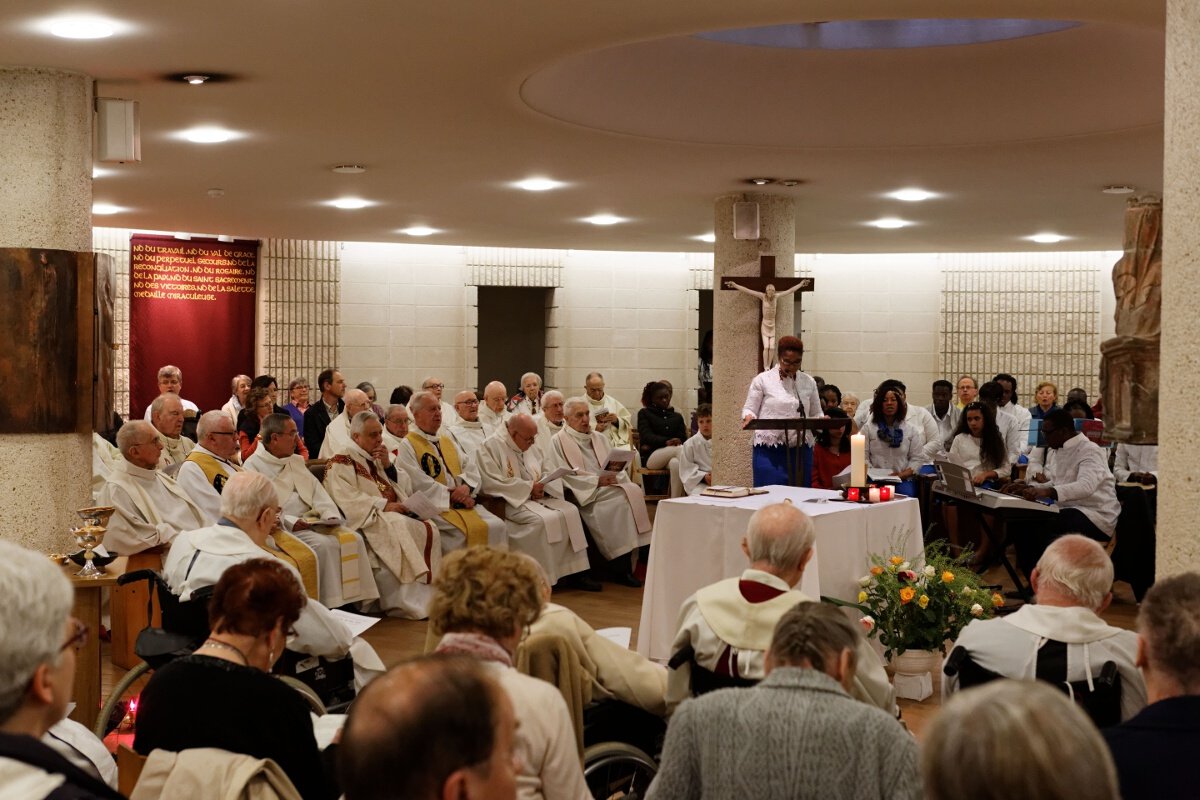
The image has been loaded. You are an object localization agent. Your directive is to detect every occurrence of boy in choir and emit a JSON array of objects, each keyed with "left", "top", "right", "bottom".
[
  {"left": 677, "top": 404, "right": 713, "bottom": 496},
  {"left": 926, "top": 379, "right": 959, "bottom": 453}
]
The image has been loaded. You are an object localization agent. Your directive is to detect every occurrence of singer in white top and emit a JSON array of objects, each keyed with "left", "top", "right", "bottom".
[{"left": 740, "top": 335, "right": 823, "bottom": 487}]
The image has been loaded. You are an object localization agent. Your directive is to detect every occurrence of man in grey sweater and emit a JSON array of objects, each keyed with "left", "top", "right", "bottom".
[{"left": 648, "top": 602, "right": 919, "bottom": 800}]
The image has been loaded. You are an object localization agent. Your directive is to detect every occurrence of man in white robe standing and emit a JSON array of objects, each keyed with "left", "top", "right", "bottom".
[
  {"left": 319, "top": 388, "right": 372, "bottom": 460},
  {"left": 149, "top": 393, "right": 194, "bottom": 468},
  {"left": 477, "top": 414, "right": 597, "bottom": 591},
  {"left": 99, "top": 421, "right": 207, "bottom": 555},
  {"left": 479, "top": 381, "right": 511, "bottom": 436},
  {"left": 549, "top": 397, "right": 651, "bottom": 587},
  {"left": 678, "top": 403, "right": 714, "bottom": 496},
  {"left": 245, "top": 413, "right": 380, "bottom": 610},
  {"left": 395, "top": 392, "right": 506, "bottom": 553},
  {"left": 324, "top": 412, "right": 441, "bottom": 619},
  {"left": 408, "top": 376, "right": 458, "bottom": 434},
  {"left": 447, "top": 390, "right": 487, "bottom": 460},
  {"left": 176, "top": 410, "right": 247, "bottom": 523}
]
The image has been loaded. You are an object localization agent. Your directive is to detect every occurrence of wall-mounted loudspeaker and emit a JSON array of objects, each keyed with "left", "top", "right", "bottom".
[
  {"left": 96, "top": 98, "right": 141, "bottom": 163},
  {"left": 733, "top": 202, "right": 759, "bottom": 240}
]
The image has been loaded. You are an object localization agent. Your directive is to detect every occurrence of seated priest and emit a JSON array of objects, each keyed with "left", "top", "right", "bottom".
[
  {"left": 534, "top": 390, "right": 567, "bottom": 462},
  {"left": 380, "top": 403, "right": 411, "bottom": 462},
  {"left": 177, "top": 410, "right": 248, "bottom": 524},
  {"left": 99, "top": 420, "right": 207, "bottom": 555},
  {"left": 665, "top": 502, "right": 895, "bottom": 716},
  {"left": 319, "top": 387, "right": 373, "bottom": 460},
  {"left": 91, "top": 431, "right": 122, "bottom": 504},
  {"left": 548, "top": 397, "right": 652, "bottom": 587},
  {"left": 149, "top": 393, "right": 195, "bottom": 468},
  {"left": 677, "top": 403, "right": 713, "bottom": 496},
  {"left": 447, "top": 390, "right": 486, "bottom": 459},
  {"left": 584, "top": 371, "right": 635, "bottom": 455},
  {"left": 323, "top": 412, "right": 442, "bottom": 619},
  {"left": 409, "top": 376, "right": 458, "bottom": 434},
  {"left": 943, "top": 535, "right": 1145, "bottom": 721},
  {"left": 395, "top": 392, "right": 506, "bottom": 553},
  {"left": 479, "top": 381, "right": 512, "bottom": 435},
  {"left": 165, "top": 471, "right": 385, "bottom": 687},
  {"left": 244, "top": 413, "right": 380, "bottom": 610},
  {"left": 476, "top": 414, "right": 596, "bottom": 591}
]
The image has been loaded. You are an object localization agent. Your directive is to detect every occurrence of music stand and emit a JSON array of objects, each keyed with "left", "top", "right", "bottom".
[{"left": 745, "top": 417, "right": 846, "bottom": 487}]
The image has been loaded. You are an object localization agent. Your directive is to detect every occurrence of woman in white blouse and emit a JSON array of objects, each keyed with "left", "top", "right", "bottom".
[
  {"left": 948, "top": 402, "right": 1012, "bottom": 486},
  {"left": 861, "top": 385, "right": 924, "bottom": 496},
  {"left": 740, "top": 335, "right": 823, "bottom": 487}
]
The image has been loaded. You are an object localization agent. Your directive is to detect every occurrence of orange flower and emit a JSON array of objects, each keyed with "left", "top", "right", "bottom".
[
  {"left": 889, "top": 556, "right": 905, "bottom": 566},
  {"left": 870, "top": 566, "right": 884, "bottom": 576},
  {"left": 941, "top": 571, "right": 955, "bottom": 584},
  {"left": 992, "top": 592, "right": 1005, "bottom": 608},
  {"left": 899, "top": 587, "right": 916, "bottom": 604}
]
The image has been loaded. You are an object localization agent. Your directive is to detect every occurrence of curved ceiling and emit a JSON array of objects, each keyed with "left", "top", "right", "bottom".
[{"left": 0, "top": 1, "right": 1167, "bottom": 253}]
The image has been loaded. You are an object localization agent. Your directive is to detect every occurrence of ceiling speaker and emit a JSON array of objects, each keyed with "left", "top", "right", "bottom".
[{"left": 733, "top": 202, "right": 759, "bottom": 240}]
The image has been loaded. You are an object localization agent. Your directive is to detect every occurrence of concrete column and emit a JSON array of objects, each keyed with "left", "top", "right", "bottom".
[
  {"left": 1159, "top": 2, "right": 1200, "bottom": 576},
  {"left": 711, "top": 193, "right": 796, "bottom": 486},
  {"left": 0, "top": 67, "right": 93, "bottom": 552}
]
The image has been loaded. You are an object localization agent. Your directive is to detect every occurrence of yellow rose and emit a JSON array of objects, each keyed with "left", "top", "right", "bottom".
[
  {"left": 918, "top": 594, "right": 929, "bottom": 609},
  {"left": 941, "top": 571, "right": 955, "bottom": 584},
  {"left": 870, "top": 566, "right": 884, "bottom": 576},
  {"left": 889, "top": 556, "right": 905, "bottom": 566},
  {"left": 857, "top": 590, "right": 868, "bottom": 604},
  {"left": 899, "top": 587, "right": 916, "bottom": 604},
  {"left": 992, "top": 592, "right": 1005, "bottom": 608}
]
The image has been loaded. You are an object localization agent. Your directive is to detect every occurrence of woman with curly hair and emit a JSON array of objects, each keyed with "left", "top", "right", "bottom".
[
  {"left": 861, "top": 383, "right": 924, "bottom": 496},
  {"left": 431, "top": 548, "right": 589, "bottom": 800},
  {"left": 948, "top": 402, "right": 1011, "bottom": 486}
]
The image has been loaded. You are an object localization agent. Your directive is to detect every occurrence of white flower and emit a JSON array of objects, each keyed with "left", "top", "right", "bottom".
[
  {"left": 961, "top": 586, "right": 973, "bottom": 595},
  {"left": 900, "top": 561, "right": 911, "bottom": 570},
  {"left": 860, "top": 615, "right": 876, "bottom": 632},
  {"left": 858, "top": 574, "right": 872, "bottom": 587},
  {"left": 923, "top": 565, "right": 936, "bottom": 578},
  {"left": 970, "top": 603, "right": 984, "bottom": 617}
]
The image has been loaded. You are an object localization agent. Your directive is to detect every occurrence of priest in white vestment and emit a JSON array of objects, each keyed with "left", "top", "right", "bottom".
[
  {"left": 446, "top": 390, "right": 487, "bottom": 460},
  {"left": 677, "top": 407, "right": 713, "bottom": 496},
  {"left": 92, "top": 432, "right": 121, "bottom": 504},
  {"left": 665, "top": 502, "right": 895, "bottom": 716},
  {"left": 479, "top": 381, "right": 512, "bottom": 436},
  {"left": 164, "top": 471, "right": 385, "bottom": 688},
  {"left": 407, "top": 376, "right": 458, "bottom": 434},
  {"left": 381, "top": 403, "right": 411, "bottom": 462},
  {"left": 99, "top": 421, "right": 207, "bottom": 555},
  {"left": 549, "top": 397, "right": 652, "bottom": 587},
  {"left": 176, "top": 411, "right": 249, "bottom": 524},
  {"left": 323, "top": 412, "right": 442, "bottom": 619},
  {"left": 244, "top": 413, "right": 380, "bottom": 609},
  {"left": 149, "top": 393, "right": 195, "bottom": 468},
  {"left": 395, "top": 392, "right": 506, "bottom": 553},
  {"left": 584, "top": 371, "right": 643, "bottom": 485},
  {"left": 476, "top": 414, "right": 594, "bottom": 589},
  {"left": 534, "top": 390, "right": 568, "bottom": 463},
  {"left": 319, "top": 388, "right": 372, "bottom": 460}
]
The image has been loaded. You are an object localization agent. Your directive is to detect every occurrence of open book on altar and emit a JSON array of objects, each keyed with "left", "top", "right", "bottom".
[{"left": 701, "top": 485, "right": 769, "bottom": 499}]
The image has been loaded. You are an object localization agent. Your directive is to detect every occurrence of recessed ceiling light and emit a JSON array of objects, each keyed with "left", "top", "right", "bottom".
[
  {"left": 694, "top": 233, "right": 716, "bottom": 243},
  {"left": 514, "top": 177, "right": 566, "bottom": 192},
  {"left": 887, "top": 188, "right": 937, "bottom": 202},
  {"left": 1101, "top": 185, "right": 1136, "bottom": 195},
  {"left": 332, "top": 165, "right": 367, "bottom": 174},
  {"left": 47, "top": 16, "right": 116, "bottom": 39},
  {"left": 182, "top": 75, "right": 210, "bottom": 85},
  {"left": 868, "top": 217, "right": 912, "bottom": 229},
  {"left": 206, "top": 188, "right": 225, "bottom": 198},
  {"left": 399, "top": 226, "right": 440, "bottom": 236},
  {"left": 746, "top": 178, "right": 774, "bottom": 186},
  {"left": 582, "top": 214, "right": 626, "bottom": 226},
  {"left": 91, "top": 203, "right": 125, "bottom": 215},
  {"left": 329, "top": 198, "right": 372, "bottom": 210},
  {"left": 780, "top": 179, "right": 805, "bottom": 188},
  {"left": 1027, "top": 232, "right": 1068, "bottom": 244},
  {"left": 181, "top": 127, "right": 237, "bottom": 144}
]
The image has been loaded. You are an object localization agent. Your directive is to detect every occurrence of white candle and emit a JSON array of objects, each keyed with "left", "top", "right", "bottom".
[
  {"left": 868, "top": 487, "right": 881, "bottom": 503},
  {"left": 850, "top": 433, "right": 867, "bottom": 486}
]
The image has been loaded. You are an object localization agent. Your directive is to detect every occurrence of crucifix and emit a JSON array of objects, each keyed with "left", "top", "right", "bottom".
[{"left": 722, "top": 255, "right": 815, "bottom": 370}]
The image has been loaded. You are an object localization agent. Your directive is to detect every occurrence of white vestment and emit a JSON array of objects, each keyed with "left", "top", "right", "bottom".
[
  {"left": 406, "top": 399, "right": 459, "bottom": 434},
  {"left": 549, "top": 427, "right": 651, "bottom": 560},
  {"left": 381, "top": 428, "right": 406, "bottom": 462},
  {"left": 175, "top": 445, "right": 242, "bottom": 525},
  {"left": 98, "top": 461, "right": 207, "bottom": 555},
  {"left": 665, "top": 569, "right": 895, "bottom": 715},
  {"left": 142, "top": 397, "right": 200, "bottom": 420},
  {"left": 479, "top": 404, "right": 511, "bottom": 436},
  {"left": 318, "top": 411, "right": 353, "bottom": 460},
  {"left": 945, "top": 604, "right": 1146, "bottom": 721},
  {"left": 677, "top": 433, "right": 713, "bottom": 496},
  {"left": 323, "top": 442, "right": 442, "bottom": 619},
  {"left": 92, "top": 433, "right": 121, "bottom": 504},
  {"left": 586, "top": 393, "right": 634, "bottom": 451},
  {"left": 476, "top": 429, "right": 589, "bottom": 584},
  {"left": 164, "top": 523, "right": 384, "bottom": 687},
  {"left": 534, "top": 414, "right": 567, "bottom": 464},
  {"left": 155, "top": 430, "right": 195, "bottom": 468},
  {"left": 395, "top": 429, "right": 507, "bottom": 552},
  {"left": 244, "top": 447, "right": 380, "bottom": 608},
  {"left": 447, "top": 419, "right": 486, "bottom": 460}
]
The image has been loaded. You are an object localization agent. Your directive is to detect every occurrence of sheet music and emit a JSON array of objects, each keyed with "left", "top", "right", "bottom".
[
  {"left": 539, "top": 466, "right": 577, "bottom": 484},
  {"left": 596, "top": 627, "right": 633, "bottom": 649},
  {"left": 400, "top": 491, "right": 441, "bottom": 520},
  {"left": 327, "top": 609, "right": 382, "bottom": 638}
]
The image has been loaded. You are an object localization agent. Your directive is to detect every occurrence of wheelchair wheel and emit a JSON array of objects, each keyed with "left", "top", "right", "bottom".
[
  {"left": 583, "top": 741, "right": 657, "bottom": 800},
  {"left": 95, "top": 661, "right": 152, "bottom": 738}
]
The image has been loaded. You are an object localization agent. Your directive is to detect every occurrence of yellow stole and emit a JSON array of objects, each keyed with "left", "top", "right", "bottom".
[
  {"left": 260, "top": 530, "right": 320, "bottom": 600},
  {"left": 184, "top": 450, "right": 242, "bottom": 492},
  {"left": 405, "top": 431, "right": 490, "bottom": 547}
]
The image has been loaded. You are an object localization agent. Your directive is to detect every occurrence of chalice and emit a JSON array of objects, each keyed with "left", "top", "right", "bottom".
[{"left": 71, "top": 506, "right": 115, "bottom": 578}]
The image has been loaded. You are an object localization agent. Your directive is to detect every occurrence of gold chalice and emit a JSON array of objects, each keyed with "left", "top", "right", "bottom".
[{"left": 71, "top": 506, "right": 115, "bottom": 578}]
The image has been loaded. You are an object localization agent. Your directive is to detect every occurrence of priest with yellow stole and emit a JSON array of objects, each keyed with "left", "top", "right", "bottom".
[{"left": 395, "top": 391, "right": 507, "bottom": 553}]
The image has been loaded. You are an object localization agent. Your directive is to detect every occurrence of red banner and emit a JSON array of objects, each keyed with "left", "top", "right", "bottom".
[{"left": 129, "top": 235, "right": 258, "bottom": 419}]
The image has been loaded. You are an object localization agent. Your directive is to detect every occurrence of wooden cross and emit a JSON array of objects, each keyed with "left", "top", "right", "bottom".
[{"left": 718, "top": 255, "right": 814, "bottom": 296}]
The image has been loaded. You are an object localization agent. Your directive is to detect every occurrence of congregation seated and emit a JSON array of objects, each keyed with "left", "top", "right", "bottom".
[
  {"left": 507, "top": 371, "right": 545, "bottom": 416},
  {"left": 666, "top": 502, "right": 894, "bottom": 715},
  {"left": 810, "top": 407, "right": 851, "bottom": 490},
  {"left": 219, "top": 373, "right": 250, "bottom": 425},
  {"left": 447, "top": 390, "right": 486, "bottom": 459},
  {"left": 1103, "top": 572, "right": 1200, "bottom": 800},
  {"left": 1029, "top": 380, "right": 1061, "bottom": 442},
  {"left": 239, "top": 386, "right": 309, "bottom": 462},
  {"left": 410, "top": 376, "right": 459, "bottom": 434},
  {"left": 356, "top": 381, "right": 385, "bottom": 420},
  {"left": 860, "top": 383, "right": 924, "bottom": 494},
  {"left": 955, "top": 374, "right": 978, "bottom": 409},
  {"left": 135, "top": 558, "right": 337, "bottom": 800},
  {"left": 819, "top": 382, "right": 841, "bottom": 413},
  {"left": 676, "top": 404, "right": 713, "bottom": 496},
  {"left": 0, "top": 540, "right": 124, "bottom": 800},
  {"left": 977, "top": 381, "right": 1023, "bottom": 466},
  {"left": 430, "top": 548, "right": 590, "bottom": 800},
  {"left": 303, "top": 368, "right": 346, "bottom": 458},
  {"left": 925, "top": 379, "right": 959, "bottom": 456},
  {"left": 584, "top": 372, "right": 635, "bottom": 457},
  {"left": 840, "top": 391, "right": 860, "bottom": 419},
  {"left": 141, "top": 364, "right": 200, "bottom": 434},
  {"left": 649, "top": 602, "right": 919, "bottom": 800},
  {"left": 636, "top": 381, "right": 687, "bottom": 494},
  {"left": 283, "top": 377, "right": 309, "bottom": 438},
  {"left": 1113, "top": 442, "right": 1157, "bottom": 484},
  {"left": 943, "top": 535, "right": 1146, "bottom": 722},
  {"left": 177, "top": 410, "right": 248, "bottom": 524},
  {"left": 854, "top": 379, "right": 941, "bottom": 464},
  {"left": 993, "top": 372, "right": 1033, "bottom": 438},
  {"left": 533, "top": 390, "right": 567, "bottom": 462},
  {"left": 924, "top": 680, "right": 1120, "bottom": 800},
  {"left": 319, "top": 388, "right": 373, "bottom": 460},
  {"left": 149, "top": 392, "right": 195, "bottom": 468},
  {"left": 338, "top": 655, "right": 518, "bottom": 800},
  {"left": 480, "top": 381, "right": 512, "bottom": 435},
  {"left": 379, "top": 403, "right": 411, "bottom": 462},
  {"left": 389, "top": 384, "right": 413, "bottom": 407},
  {"left": 947, "top": 401, "right": 1010, "bottom": 486}
]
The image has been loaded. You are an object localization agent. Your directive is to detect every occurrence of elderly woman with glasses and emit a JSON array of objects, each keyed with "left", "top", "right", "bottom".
[{"left": 740, "top": 335, "right": 824, "bottom": 487}]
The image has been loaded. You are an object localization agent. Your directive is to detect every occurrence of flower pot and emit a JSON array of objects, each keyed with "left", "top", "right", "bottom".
[{"left": 886, "top": 649, "right": 941, "bottom": 701}]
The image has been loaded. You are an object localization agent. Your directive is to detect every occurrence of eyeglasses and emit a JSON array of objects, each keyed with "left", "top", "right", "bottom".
[
  {"left": 210, "top": 430, "right": 237, "bottom": 437},
  {"left": 456, "top": 399, "right": 480, "bottom": 407},
  {"left": 61, "top": 618, "right": 88, "bottom": 653},
  {"left": 425, "top": 383, "right": 445, "bottom": 390},
  {"left": 779, "top": 356, "right": 803, "bottom": 367}
]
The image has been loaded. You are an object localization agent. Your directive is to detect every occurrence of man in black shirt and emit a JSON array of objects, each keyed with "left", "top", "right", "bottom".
[{"left": 304, "top": 368, "right": 346, "bottom": 457}]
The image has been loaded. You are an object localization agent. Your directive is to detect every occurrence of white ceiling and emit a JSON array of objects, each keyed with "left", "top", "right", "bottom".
[{"left": 2, "top": 0, "right": 1165, "bottom": 252}]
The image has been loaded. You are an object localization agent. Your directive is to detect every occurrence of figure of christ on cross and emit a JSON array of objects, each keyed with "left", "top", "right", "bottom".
[{"left": 722, "top": 255, "right": 815, "bottom": 370}]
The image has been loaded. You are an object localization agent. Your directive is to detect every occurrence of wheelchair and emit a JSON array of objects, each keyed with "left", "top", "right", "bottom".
[{"left": 581, "top": 700, "right": 662, "bottom": 800}]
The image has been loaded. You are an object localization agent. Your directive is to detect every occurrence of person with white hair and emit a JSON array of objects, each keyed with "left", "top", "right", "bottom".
[
  {"left": 665, "top": 502, "right": 894, "bottom": 715},
  {"left": 447, "top": 390, "right": 486, "bottom": 459},
  {"left": 583, "top": 372, "right": 634, "bottom": 454},
  {"left": 408, "top": 376, "right": 458, "bottom": 434},
  {"left": 220, "top": 373, "right": 252, "bottom": 425},
  {"left": 141, "top": 364, "right": 200, "bottom": 421},
  {"left": 533, "top": 390, "right": 567, "bottom": 462},
  {"left": 176, "top": 410, "right": 246, "bottom": 524},
  {"left": 319, "top": 387, "right": 374, "bottom": 460},
  {"left": 479, "top": 381, "right": 511, "bottom": 436},
  {"left": 944, "top": 534, "right": 1146, "bottom": 721},
  {"left": 149, "top": 392, "right": 195, "bottom": 467},
  {"left": 165, "top": 471, "right": 385, "bottom": 686},
  {"left": 380, "top": 403, "right": 411, "bottom": 461},
  {"left": 548, "top": 396, "right": 652, "bottom": 586},
  {"left": 506, "top": 372, "right": 544, "bottom": 416},
  {"left": 0, "top": 540, "right": 125, "bottom": 799},
  {"left": 99, "top": 420, "right": 207, "bottom": 555}
]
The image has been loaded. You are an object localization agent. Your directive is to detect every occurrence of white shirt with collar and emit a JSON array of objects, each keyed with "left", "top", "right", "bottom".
[
  {"left": 741, "top": 368, "right": 823, "bottom": 447},
  {"left": 1039, "top": 434, "right": 1121, "bottom": 535},
  {"left": 1113, "top": 444, "right": 1157, "bottom": 482}
]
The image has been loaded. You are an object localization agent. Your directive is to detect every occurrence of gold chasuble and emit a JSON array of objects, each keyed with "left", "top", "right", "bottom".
[
  {"left": 405, "top": 431, "right": 491, "bottom": 547},
  {"left": 185, "top": 450, "right": 241, "bottom": 492},
  {"left": 261, "top": 530, "right": 320, "bottom": 600}
]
